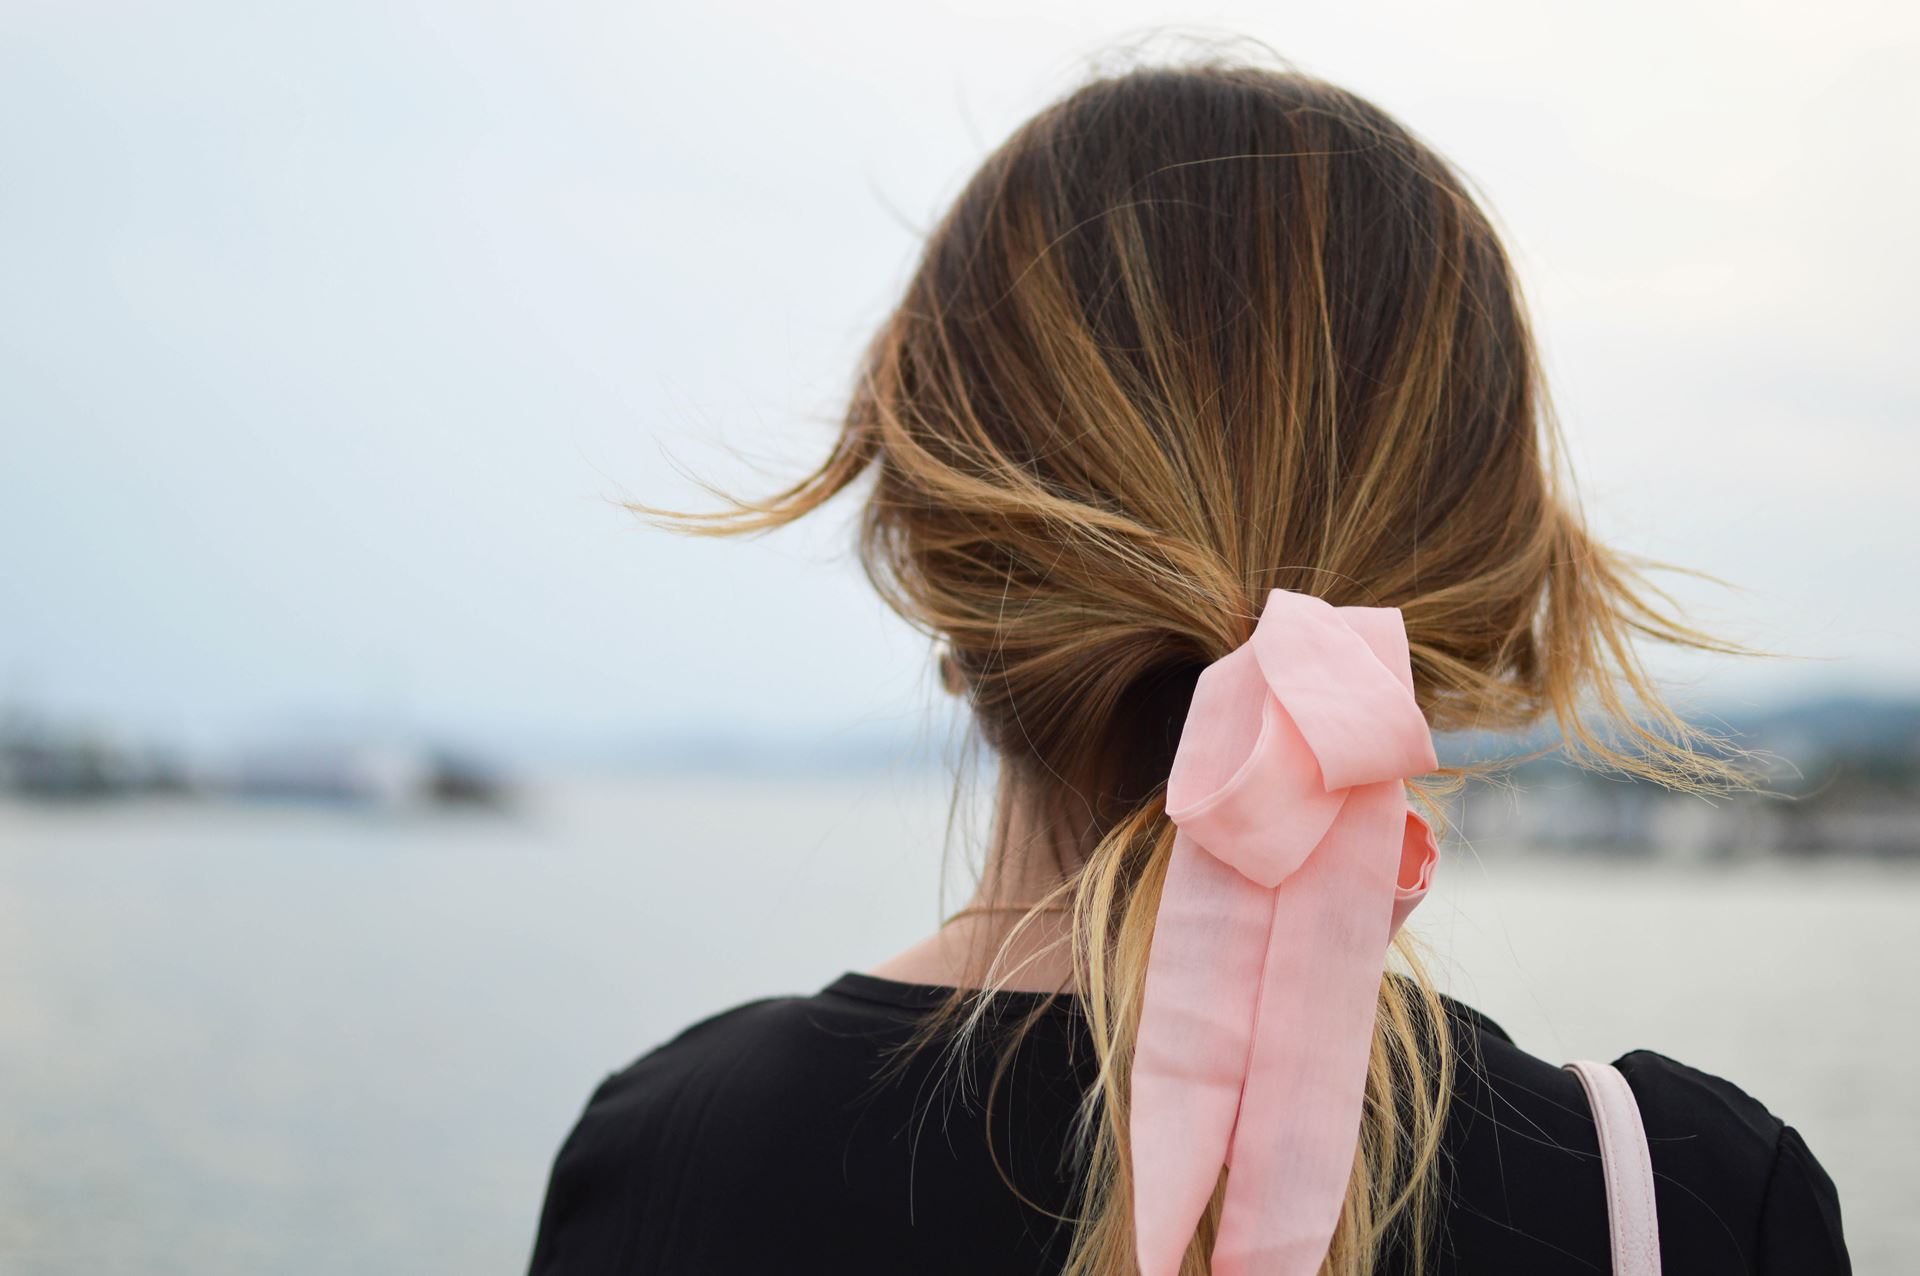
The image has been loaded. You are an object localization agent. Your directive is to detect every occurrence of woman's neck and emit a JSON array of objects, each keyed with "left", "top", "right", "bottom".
[{"left": 866, "top": 783, "right": 1080, "bottom": 994}]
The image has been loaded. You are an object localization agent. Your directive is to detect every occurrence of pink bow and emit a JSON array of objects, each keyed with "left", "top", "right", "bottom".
[{"left": 1130, "top": 588, "right": 1441, "bottom": 1276}]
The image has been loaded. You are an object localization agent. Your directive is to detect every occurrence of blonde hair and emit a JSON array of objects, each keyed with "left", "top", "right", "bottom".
[{"left": 648, "top": 61, "right": 1746, "bottom": 1276}]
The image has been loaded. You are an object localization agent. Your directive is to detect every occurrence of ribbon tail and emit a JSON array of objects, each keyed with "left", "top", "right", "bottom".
[
  {"left": 1131, "top": 828, "right": 1274, "bottom": 1276},
  {"left": 1211, "top": 781, "right": 1408, "bottom": 1276}
]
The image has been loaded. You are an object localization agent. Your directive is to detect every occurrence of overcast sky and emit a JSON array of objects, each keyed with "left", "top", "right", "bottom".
[{"left": 3, "top": 0, "right": 1915, "bottom": 756}]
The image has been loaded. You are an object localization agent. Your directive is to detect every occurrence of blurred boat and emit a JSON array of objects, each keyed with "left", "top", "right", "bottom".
[{"left": 217, "top": 740, "right": 508, "bottom": 810}]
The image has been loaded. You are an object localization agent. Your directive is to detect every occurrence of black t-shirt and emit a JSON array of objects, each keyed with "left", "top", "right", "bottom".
[{"left": 527, "top": 973, "right": 1849, "bottom": 1274}]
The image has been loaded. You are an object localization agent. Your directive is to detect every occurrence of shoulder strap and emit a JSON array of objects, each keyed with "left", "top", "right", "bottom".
[{"left": 1563, "top": 1060, "right": 1662, "bottom": 1275}]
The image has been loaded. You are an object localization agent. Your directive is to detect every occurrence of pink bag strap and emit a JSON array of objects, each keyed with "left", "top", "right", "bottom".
[{"left": 1563, "top": 1060, "right": 1662, "bottom": 1276}]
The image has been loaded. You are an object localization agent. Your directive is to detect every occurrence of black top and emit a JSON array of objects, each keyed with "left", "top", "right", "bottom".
[{"left": 528, "top": 973, "right": 1849, "bottom": 1274}]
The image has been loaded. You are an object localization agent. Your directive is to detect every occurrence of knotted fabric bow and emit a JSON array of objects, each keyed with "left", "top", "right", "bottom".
[{"left": 1131, "top": 588, "right": 1441, "bottom": 1276}]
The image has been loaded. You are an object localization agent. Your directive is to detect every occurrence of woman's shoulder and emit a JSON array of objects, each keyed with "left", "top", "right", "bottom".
[
  {"left": 548, "top": 985, "right": 896, "bottom": 1171},
  {"left": 1439, "top": 997, "right": 1849, "bottom": 1274},
  {"left": 527, "top": 976, "right": 1089, "bottom": 1275},
  {"left": 575, "top": 972, "right": 1040, "bottom": 1116},
  {"left": 527, "top": 989, "right": 875, "bottom": 1274},
  {"left": 1614, "top": 1047, "right": 1850, "bottom": 1273},
  {"left": 589, "top": 993, "right": 841, "bottom": 1106}
]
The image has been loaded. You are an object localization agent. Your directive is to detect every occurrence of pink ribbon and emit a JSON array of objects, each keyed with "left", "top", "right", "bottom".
[{"left": 1130, "top": 588, "right": 1441, "bottom": 1276}]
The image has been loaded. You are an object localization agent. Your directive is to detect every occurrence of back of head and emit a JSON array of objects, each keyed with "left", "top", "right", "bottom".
[{"left": 661, "top": 58, "right": 1740, "bottom": 1276}]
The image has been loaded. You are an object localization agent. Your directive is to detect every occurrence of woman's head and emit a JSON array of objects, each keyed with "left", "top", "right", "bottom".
[
  {"left": 661, "top": 58, "right": 1741, "bottom": 1276},
  {"left": 865, "top": 64, "right": 1554, "bottom": 828},
  {"left": 698, "top": 64, "right": 1730, "bottom": 842}
]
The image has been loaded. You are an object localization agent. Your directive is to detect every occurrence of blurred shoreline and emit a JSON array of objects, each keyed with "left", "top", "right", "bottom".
[{"left": 5, "top": 690, "right": 1916, "bottom": 858}]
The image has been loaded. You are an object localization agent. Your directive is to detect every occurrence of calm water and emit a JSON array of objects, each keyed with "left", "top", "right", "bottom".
[{"left": 1, "top": 774, "right": 1911, "bottom": 1274}]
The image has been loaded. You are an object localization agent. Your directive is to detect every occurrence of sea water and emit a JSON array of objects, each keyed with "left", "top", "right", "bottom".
[{"left": 0, "top": 772, "right": 1910, "bottom": 1274}]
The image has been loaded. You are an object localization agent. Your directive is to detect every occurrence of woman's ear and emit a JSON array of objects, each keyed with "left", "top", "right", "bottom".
[{"left": 938, "top": 648, "right": 967, "bottom": 696}]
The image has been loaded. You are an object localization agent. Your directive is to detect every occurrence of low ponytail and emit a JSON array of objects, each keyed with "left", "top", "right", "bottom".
[{"left": 643, "top": 59, "right": 1748, "bottom": 1274}]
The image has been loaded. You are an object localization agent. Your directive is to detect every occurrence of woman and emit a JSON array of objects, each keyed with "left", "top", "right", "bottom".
[{"left": 528, "top": 63, "right": 1849, "bottom": 1275}]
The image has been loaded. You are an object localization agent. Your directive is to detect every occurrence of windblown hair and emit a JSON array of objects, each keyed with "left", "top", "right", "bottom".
[{"left": 649, "top": 61, "right": 1745, "bottom": 1276}]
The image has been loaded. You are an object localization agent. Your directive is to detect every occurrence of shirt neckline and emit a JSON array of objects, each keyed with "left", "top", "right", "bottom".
[
  {"left": 824, "top": 971, "right": 1511, "bottom": 1043},
  {"left": 824, "top": 970, "right": 1082, "bottom": 1015}
]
